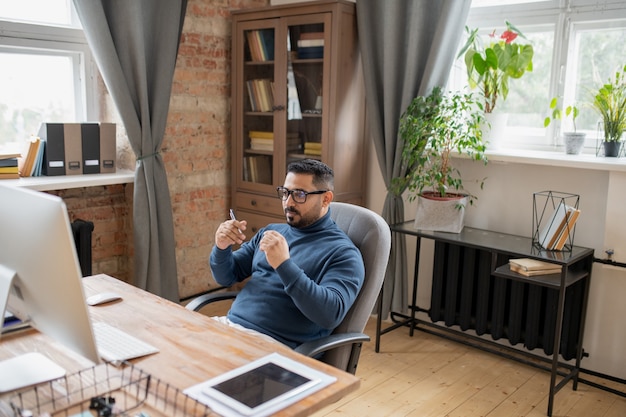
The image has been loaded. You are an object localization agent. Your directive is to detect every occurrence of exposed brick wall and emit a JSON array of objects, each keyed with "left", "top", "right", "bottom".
[
  {"left": 164, "top": 0, "right": 269, "bottom": 298},
  {"left": 46, "top": 184, "right": 133, "bottom": 283}
]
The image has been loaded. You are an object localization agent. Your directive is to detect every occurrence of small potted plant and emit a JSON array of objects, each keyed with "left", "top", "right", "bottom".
[
  {"left": 392, "top": 87, "right": 488, "bottom": 233},
  {"left": 544, "top": 97, "right": 586, "bottom": 155},
  {"left": 457, "top": 21, "right": 534, "bottom": 148},
  {"left": 590, "top": 64, "right": 626, "bottom": 157}
]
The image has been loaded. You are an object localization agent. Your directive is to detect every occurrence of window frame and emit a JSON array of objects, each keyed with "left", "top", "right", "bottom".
[
  {"left": 457, "top": 0, "right": 626, "bottom": 154},
  {"left": 0, "top": 18, "right": 98, "bottom": 149}
]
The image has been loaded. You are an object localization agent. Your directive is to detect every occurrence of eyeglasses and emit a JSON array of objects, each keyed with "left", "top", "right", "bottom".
[{"left": 276, "top": 186, "right": 328, "bottom": 203}]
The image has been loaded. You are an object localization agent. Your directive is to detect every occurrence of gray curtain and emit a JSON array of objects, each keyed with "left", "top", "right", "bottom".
[
  {"left": 356, "top": 0, "right": 472, "bottom": 317},
  {"left": 73, "top": 0, "right": 188, "bottom": 302}
]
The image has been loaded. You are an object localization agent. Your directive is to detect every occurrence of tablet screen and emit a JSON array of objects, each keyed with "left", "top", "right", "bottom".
[
  {"left": 212, "top": 362, "right": 311, "bottom": 408},
  {"left": 184, "top": 353, "right": 337, "bottom": 417}
]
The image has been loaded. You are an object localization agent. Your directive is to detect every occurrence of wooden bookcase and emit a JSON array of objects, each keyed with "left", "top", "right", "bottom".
[{"left": 230, "top": 0, "right": 366, "bottom": 234}]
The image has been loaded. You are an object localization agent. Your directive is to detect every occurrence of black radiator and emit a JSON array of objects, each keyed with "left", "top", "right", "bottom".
[
  {"left": 71, "top": 219, "right": 94, "bottom": 277},
  {"left": 429, "top": 241, "right": 585, "bottom": 361}
]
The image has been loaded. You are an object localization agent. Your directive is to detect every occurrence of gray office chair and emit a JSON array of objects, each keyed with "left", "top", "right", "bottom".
[{"left": 186, "top": 202, "right": 391, "bottom": 375}]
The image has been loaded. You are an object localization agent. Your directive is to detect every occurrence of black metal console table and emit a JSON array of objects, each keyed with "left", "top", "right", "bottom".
[{"left": 377, "top": 222, "right": 594, "bottom": 416}]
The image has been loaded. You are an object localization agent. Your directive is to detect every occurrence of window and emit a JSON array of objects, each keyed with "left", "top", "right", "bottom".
[
  {"left": 0, "top": 1, "right": 95, "bottom": 154},
  {"left": 449, "top": 0, "right": 626, "bottom": 151}
]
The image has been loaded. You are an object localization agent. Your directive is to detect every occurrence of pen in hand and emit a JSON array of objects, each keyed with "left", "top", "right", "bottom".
[{"left": 229, "top": 208, "right": 243, "bottom": 234}]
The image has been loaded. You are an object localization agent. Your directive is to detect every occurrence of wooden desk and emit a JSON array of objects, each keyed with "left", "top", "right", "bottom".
[{"left": 0, "top": 274, "right": 360, "bottom": 416}]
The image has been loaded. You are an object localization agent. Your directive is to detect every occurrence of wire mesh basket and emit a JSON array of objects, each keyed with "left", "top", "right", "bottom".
[{"left": 7, "top": 362, "right": 211, "bottom": 417}]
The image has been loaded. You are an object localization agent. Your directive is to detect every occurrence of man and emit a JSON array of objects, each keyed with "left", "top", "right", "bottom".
[{"left": 210, "top": 159, "right": 365, "bottom": 348}]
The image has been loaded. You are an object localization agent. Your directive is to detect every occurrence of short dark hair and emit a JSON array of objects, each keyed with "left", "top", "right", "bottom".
[{"left": 286, "top": 159, "right": 334, "bottom": 190}]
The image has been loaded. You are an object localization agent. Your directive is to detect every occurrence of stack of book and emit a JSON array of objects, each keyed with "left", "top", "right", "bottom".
[
  {"left": 246, "top": 29, "right": 274, "bottom": 62},
  {"left": 537, "top": 201, "right": 581, "bottom": 250},
  {"left": 246, "top": 79, "right": 275, "bottom": 112},
  {"left": 249, "top": 131, "right": 274, "bottom": 151},
  {"left": 248, "top": 131, "right": 300, "bottom": 152},
  {"left": 509, "top": 258, "right": 562, "bottom": 276},
  {"left": 0, "top": 153, "right": 20, "bottom": 179},
  {"left": 303, "top": 142, "right": 322, "bottom": 156},
  {"left": 18, "top": 137, "right": 44, "bottom": 177},
  {"left": 297, "top": 32, "right": 324, "bottom": 59}
]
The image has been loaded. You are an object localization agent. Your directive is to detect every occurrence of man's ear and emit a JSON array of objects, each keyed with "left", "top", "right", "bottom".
[{"left": 323, "top": 190, "right": 334, "bottom": 207}]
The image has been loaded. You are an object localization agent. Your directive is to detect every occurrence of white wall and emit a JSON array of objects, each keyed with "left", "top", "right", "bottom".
[{"left": 365, "top": 142, "right": 626, "bottom": 380}]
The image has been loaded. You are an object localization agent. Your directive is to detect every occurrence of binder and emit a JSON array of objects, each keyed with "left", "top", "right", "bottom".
[
  {"left": 99, "top": 123, "right": 116, "bottom": 174},
  {"left": 81, "top": 123, "right": 100, "bottom": 174},
  {"left": 63, "top": 123, "right": 82, "bottom": 175},
  {"left": 38, "top": 123, "right": 65, "bottom": 176}
]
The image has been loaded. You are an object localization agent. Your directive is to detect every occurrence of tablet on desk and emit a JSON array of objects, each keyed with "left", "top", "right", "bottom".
[{"left": 184, "top": 352, "right": 336, "bottom": 417}]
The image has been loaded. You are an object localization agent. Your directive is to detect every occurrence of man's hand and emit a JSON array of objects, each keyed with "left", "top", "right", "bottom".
[
  {"left": 259, "top": 230, "right": 290, "bottom": 269},
  {"left": 215, "top": 219, "right": 247, "bottom": 249}
]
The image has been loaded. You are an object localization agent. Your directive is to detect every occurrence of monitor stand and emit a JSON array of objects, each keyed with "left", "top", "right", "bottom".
[
  {"left": 0, "top": 352, "right": 66, "bottom": 393},
  {"left": 0, "top": 264, "right": 16, "bottom": 337},
  {"left": 0, "top": 265, "right": 67, "bottom": 393}
]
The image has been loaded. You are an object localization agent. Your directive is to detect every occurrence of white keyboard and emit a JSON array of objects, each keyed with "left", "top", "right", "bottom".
[{"left": 92, "top": 321, "right": 159, "bottom": 364}]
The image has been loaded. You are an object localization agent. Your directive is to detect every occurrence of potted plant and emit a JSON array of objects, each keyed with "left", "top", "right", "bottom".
[
  {"left": 590, "top": 64, "right": 626, "bottom": 157},
  {"left": 544, "top": 97, "right": 586, "bottom": 155},
  {"left": 392, "top": 86, "right": 488, "bottom": 233},
  {"left": 457, "top": 21, "right": 534, "bottom": 148}
]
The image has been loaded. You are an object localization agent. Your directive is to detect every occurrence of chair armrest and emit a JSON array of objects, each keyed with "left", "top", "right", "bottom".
[
  {"left": 294, "top": 332, "right": 370, "bottom": 358},
  {"left": 185, "top": 290, "right": 240, "bottom": 312}
]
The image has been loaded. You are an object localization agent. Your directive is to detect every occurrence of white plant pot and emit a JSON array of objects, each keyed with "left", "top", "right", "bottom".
[
  {"left": 482, "top": 112, "right": 508, "bottom": 150},
  {"left": 414, "top": 193, "right": 468, "bottom": 233},
  {"left": 563, "top": 132, "right": 586, "bottom": 155}
]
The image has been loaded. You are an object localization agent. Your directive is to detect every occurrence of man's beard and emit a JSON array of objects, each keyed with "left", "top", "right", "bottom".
[{"left": 285, "top": 206, "right": 317, "bottom": 228}]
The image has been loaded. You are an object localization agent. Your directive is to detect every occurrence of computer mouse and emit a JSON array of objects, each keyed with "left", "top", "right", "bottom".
[{"left": 86, "top": 292, "right": 123, "bottom": 306}]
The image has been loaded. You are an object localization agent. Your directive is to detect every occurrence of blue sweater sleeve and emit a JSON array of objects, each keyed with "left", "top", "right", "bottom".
[{"left": 275, "top": 244, "right": 364, "bottom": 329}]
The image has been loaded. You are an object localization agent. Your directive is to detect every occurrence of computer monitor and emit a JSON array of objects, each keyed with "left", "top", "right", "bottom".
[{"left": 0, "top": 184, "right": 100, "bottom": 365}]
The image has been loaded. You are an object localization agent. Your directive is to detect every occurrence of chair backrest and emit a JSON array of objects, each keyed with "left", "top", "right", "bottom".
[{"left": 325, "top": 202, "right": 391, "bottom": 371}]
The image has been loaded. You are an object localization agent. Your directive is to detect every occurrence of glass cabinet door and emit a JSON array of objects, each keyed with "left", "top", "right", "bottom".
[
  {"left": 284, "top": 15, "right": 330, "bottom": 168},
  {"left": 235, "top": 13, "right": 330, "bottom": 193},
  {"left": 238, "top": 22, "right": 277, "bottom": 190}
]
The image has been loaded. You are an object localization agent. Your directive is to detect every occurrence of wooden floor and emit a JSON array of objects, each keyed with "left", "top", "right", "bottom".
[{"left": 312, "top": 318, "right": 626, "bottom": 417}]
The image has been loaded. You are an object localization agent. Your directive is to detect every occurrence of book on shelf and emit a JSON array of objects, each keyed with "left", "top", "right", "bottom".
[
  {"left": 250, "top": 138, "right": 273, "bottom": 151},
  {"left": 552, "top": 208, "right": 581, "bottom": 250},
  {"left": 538, "top": 203, "right": 580, "bottom": 250},
  {"left": 0, "top": 152, "right": 21, "bottom": 161},
  {"left": 297, "top": 39, "right": 324, "bottom": 48},
  {"left": 299, "top": 32, "right": 324, "bottom": 40},
  {"left": 509, "top": 258, "right": 562, "bottom": 276},
  {"left": 0, "top": 157, "right": 18, "bottom": 168},
  {"left": 297, "top": 46, "right": 324, "bottom": 59},
  {"left": 0, "top": 172, "right": 19, "bottom": 179},
  {"left": 246, "top": 79, "right": 274, "bottom": 112},
  {"left": 245, "top": 155, "right": 272, "bottom": 184},
  {"left": 0, "top": 155, "right": 19, "bottom": 179},
  {"left": 249, "top": 130, "right": 274, "bottom": 139},
  {"left": 537, "top": 201, "right": 568, "bottom": 249},
  {"left": 246, "top": 29, "right": 274, "bottom": 61},
  {"left": 0, "top": 166, "right": 18, "bottom": 174},
  {"left": 18, "top": 137, "right": 42, "bottom": 177},
  {"left": 304, "top": 141, "right": 322, "bottom": 155}
]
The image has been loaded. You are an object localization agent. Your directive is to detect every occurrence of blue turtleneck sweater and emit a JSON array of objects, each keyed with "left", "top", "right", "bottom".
[{"left": 209, "top": 209, "right": 365, "bottom": 348}]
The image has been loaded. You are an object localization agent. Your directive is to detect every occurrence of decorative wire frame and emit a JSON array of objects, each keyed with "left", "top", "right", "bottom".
[
  {"left": 8, "top": 362, "right": 211, "bottom": 417},
  {"left": 532, "top": 191, "right": 580, "bottom": 252}
]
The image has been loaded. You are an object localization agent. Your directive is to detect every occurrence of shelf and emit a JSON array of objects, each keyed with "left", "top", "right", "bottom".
[
  {"left": 0, "top": 169, "right": 135, "bottom": 191},
  {"left": 493, "top": 263, "right": 589, "bottom": 288}
]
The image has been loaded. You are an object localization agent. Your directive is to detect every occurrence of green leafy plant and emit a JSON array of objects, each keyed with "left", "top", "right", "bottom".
[
  {"left": 457, "top": 21, "right": 534, "bottom": 114},
  {"left": 544, "top": 97, "right": 580, "bottom": 132},
  {"left": 392, "top": 87, "right": 488, "bottom": 205},
  {"left": 591, "top": 64, "right": 626, "bottom": 142}
]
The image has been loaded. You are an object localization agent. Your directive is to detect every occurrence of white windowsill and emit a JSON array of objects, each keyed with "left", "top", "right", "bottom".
[
  {"left": 1, "top": 169, "right": 135, "bottom": 191},
  {"left": 456, "top": 148, "right": 626, "bottom": 172}
]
